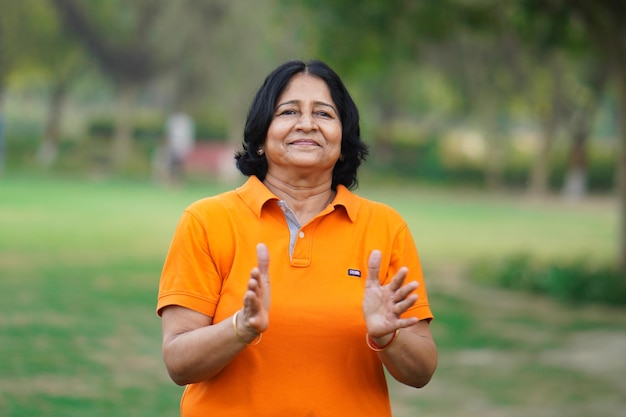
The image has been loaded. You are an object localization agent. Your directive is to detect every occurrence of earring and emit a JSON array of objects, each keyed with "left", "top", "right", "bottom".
[{"left": 257, "top": 148, "right": 264, "bottom": 156}]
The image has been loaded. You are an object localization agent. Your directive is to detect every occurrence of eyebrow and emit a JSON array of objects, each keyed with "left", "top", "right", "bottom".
[{"left": 276, "top": 100, "right": 338, "bottom": 114}]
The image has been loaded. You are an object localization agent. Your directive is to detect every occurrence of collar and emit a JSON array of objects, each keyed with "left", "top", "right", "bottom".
[{"left": 236, "top": 175, "right": 361, "bottom": 222}]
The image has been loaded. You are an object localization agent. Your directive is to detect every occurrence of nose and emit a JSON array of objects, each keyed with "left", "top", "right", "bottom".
[{"left": 295, "top": 112, "right": 317, "bottom": 131}]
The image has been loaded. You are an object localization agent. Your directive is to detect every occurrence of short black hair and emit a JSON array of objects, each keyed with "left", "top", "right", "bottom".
[{"left": 234, "top": 59, "right": 368, "bottom": 190}]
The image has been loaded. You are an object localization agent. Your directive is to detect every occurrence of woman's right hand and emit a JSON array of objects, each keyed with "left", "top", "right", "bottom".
[{"left": 236, "top": 243, "right": 271, "bottom": 341}]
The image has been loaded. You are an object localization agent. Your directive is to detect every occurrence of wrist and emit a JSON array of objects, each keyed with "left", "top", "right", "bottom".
[
  {"left": 366, "top": 329, "right": 399, "bottom": 352},
  {"left": 232, "top": 311, "right": 262, "bottom": 345}
]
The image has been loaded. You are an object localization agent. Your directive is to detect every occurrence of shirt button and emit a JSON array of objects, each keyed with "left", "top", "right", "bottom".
[{"left": 299, "top": 231, "right": 305, "bottom": 238}]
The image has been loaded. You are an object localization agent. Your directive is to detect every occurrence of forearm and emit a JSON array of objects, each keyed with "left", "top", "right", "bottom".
[
  {"left": 161, "top": 309, "right": 260, "bottom": 386},
  {"left": 374, "top": 322, "right": 438, "bottom": 388}
]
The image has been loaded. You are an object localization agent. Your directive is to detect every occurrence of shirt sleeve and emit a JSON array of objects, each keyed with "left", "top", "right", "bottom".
[
  {"left": 389, "top": 222, "right": 433, "bottom": 322},
  {"left": 156, "top": 209, "right": 223, "bottom": 317}
]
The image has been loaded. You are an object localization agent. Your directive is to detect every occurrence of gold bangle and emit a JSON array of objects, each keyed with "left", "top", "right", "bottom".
[
  {"left": 232, "top": 311, "right": 262, "bottom": 346},
  {"left": 366, "top": 328, "right": 399, "bottom": 352}
]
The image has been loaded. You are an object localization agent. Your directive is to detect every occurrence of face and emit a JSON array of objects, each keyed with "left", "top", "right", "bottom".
[{"left": 264, "top": 73, "right": 342, "bottom": 180}]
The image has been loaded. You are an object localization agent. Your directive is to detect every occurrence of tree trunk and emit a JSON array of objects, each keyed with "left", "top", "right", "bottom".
[
  {"left": 37, "top": 80, "right": 67, "bottom": 167},
  {"left": 528, "top": 62, "right": 564, "bottom": 197},
  {"left": 111, "top": 82, "right": 138, "bottom": 168},
  {"left": 0, "top": 85, "right": 5, "bottom": 174},
  {"left": 528, "top": 116, "right": 557, "bottom": 196},
  {"left": 562, "top": 65, "right": 606, "bottom": 201},
  {"left": 562, "top": 130, "right": 587, "bottom": 201},
  {"left": 483, "top": 115, "right": 505, "bottom": 191},
  {"left": 617, "top": 71, "right": 626, "bottom": 272}
]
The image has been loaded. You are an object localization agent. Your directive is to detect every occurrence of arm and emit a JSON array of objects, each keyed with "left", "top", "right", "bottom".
[
  {"left": 371, "top": 320, "right": 437, "bottom": 388},
  {"left": 161, "top": 243, "right": 270, "bottom": 385},
  {"left": 363, "top": 250, "right": 438, "bottom": 388}
]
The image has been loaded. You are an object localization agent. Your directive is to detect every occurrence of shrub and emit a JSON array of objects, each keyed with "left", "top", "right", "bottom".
[
  {"left": 368, "top": 135, "right": 616, "bottom": 191},
  {"left": 470, "top": 254, "right": 626, "bottom": 306}
]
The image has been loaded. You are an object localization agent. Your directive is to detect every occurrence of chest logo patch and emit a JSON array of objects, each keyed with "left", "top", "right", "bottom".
[{"left": 347, "top": 269, "right": 362, "bottom": 278}]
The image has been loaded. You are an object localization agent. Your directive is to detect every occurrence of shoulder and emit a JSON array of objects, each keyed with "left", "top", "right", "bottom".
[
  {"left": 336, "top": 185, "right": 405, "bottom": 225},
  {"left": 356, "top": 194, "right": 406, "bottom": 223},
  {"left": 184, "top": 189, "right": 240, "bottom": 220}
]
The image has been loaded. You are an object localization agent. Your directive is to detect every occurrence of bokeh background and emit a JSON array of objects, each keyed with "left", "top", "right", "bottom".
[{"left": 1, "top": 1, "right": 625, "bottom": 416}]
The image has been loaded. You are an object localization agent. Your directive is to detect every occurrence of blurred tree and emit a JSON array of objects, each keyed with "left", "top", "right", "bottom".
[
  {"left": 426, "top": 25, "right": 523, "bottom": 190},
  {"left": 525, "top": 54, "right": 569, "bottom": 196},
  {"left": 512, "top": 0, "right": 607, "bottom": 198},
  {"left": 561, "top": 63, "right": 607, "bottom": 200},
  {"left": 0, "top": 0, "right": 87, "bottom": 169},
  {"left": 29, "top": 1, "right": 87, "bottom": 167},
  {"left": 48, "top": 0, "right": 233, "bottom": 168},
  {"left": 142, "top": 0, "right": 229, "bottom": 112},
  {"left": 49, "top": 0, "right": 164, "bottom": 167},
  {"left": 0, "top": 0, "right": 24, "bottom": 173},
  {"left": 522, "top": 0, "right": 626, "bottom": 270}
]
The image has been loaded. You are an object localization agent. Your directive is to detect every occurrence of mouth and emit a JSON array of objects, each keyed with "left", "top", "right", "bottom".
[{"left": 289, "top": 139, "right": 320, "bottom": 146}]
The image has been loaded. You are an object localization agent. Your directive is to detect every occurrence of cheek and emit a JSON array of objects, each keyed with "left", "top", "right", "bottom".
[
  {"left": 330, "top": 128, "right": 343, "bottom": 147},
  {"left": 266, "top": 121, "right": 289, "bottom": 140}
]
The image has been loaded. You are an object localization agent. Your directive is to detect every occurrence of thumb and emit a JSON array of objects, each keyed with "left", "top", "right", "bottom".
[
  {"left": 256, "top": 243, "right": 269, "bottom": 283},
  {"left": 366, "top": 249, "right": 382, "bottom": 287}
]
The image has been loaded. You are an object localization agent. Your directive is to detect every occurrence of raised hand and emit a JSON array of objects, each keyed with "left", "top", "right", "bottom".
[
  {"left": 362, "top": 250, "right": 420, "bottom": 338},
  {"left": 237, "top": 243, "right": 271, "bottom": 342}
]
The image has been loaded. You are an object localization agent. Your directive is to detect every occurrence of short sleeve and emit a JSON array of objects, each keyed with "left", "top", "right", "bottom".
[
  {"left": 389, "top": 221, "right": 433, "bottom": 322},
  {"left": 156, "top": 209, "right": 223, "bottom": 317}
]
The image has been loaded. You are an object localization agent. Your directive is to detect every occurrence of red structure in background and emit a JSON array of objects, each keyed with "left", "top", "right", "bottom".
[{"left": 183, "top": 142, "right": 239, "bottom": 180}]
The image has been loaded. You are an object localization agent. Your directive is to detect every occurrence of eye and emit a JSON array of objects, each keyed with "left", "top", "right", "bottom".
[
  {"left": 315, "top": 110, "right": 336, "bottom": 119},
  {"left": 277, "top": 109, "right": 297, "bottom": 116}
]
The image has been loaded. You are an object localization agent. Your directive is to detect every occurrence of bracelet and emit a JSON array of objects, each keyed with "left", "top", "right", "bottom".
[
  {"left": 366, "top": 329, "right": 399, "bottom": 352},
  {"left": 232, "top": 311, "right": 262, "bottom": 346}
]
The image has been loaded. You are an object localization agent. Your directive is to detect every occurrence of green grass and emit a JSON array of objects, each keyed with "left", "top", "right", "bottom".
[
  {"left": 360, "top": 183, "right": 617, "bottom": 266},
  {"left": 1, "top": 175, "right": 624, "bottom": 417}
]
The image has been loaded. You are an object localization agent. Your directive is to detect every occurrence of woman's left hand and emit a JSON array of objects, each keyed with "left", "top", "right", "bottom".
[{"left": 362, "top": 250, "right": 420, "bottom": 338}]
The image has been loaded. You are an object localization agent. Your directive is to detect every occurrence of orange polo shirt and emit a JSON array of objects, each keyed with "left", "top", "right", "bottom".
[{"left": 157, "top": 175, "right": 433, "bottom": 417}]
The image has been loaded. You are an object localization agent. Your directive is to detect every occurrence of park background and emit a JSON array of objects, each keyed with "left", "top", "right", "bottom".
[{"left": 0, "top": 1, "right": 625, "bottom": 416}]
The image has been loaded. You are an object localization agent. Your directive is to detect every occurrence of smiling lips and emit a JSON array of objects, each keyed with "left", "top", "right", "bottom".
[{"left": 289, "top": 139, "right": 319, "bottom": 146}]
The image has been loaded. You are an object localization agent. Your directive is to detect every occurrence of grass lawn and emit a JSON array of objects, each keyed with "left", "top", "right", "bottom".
[{"left": 0, "top": 175, "right": 624, "bottom": 417}]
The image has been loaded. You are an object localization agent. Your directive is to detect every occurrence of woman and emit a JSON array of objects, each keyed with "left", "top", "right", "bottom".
[{"left": 157, "top": 59, "right": 437, "bottom": 416}]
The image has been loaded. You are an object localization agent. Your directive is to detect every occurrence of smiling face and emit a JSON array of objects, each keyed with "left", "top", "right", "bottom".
[{"left": 264, "top": 73, "right": 343, "bottom": 182}]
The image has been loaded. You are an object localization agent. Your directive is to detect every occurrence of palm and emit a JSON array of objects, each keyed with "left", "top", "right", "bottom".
[
  {"left": 242, "top": 243, "right": 271, "bottom": 333},
  {"left": 363, "top": 282, "right": 398, "bottom": 335},
  {"left": 363, "top": 250, "right": 419, "bottom": 338}
]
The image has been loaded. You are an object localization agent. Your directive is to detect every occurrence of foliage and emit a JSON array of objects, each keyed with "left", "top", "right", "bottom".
[
  {"left": 470, "top": 254, "right": 626, "bottom": 306},
  {"left": 86, "top": 115, "right": 227, "bottom": 143},
  {"left": 367, "top": 135, "right": 616, "bottom": 191}
]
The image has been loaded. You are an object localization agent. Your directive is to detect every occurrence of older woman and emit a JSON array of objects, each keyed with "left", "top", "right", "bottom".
[{"left": 157, "top": 59, "right": 437, "bottom": 417}]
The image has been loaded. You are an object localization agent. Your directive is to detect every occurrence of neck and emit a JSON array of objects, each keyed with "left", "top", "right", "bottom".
[{"left": 263, "top": 174, "right": 335, "bottom": 224}]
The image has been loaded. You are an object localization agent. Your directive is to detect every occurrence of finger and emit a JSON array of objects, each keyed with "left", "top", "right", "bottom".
[
  {"left": 366, "top": 250, "right": 382, "bottom": 287},
  {"left": 388, "top": 267, "right": 409, "bottom": 292},
  {"left": 396, "top": 316, "right": 420, "bottom": 329},
  {"left": 393, "top": 280, "right": 419, "bottom": 302},
  {"left": 257, "top": 243, "right": 269, "bottom": 273},
  {"left": 243, "top": 288, "right": 260, "bottom": 314},
  {"left": 249, "top": 267, "right": 261, "bottom": 288},
  {"left": 247, "top": 274, "right": 261, "bottom": 295},
  {"left": 256, "top": 243, "right": 270, "bottom": 286},
  {"left": 394, "top": 294, "right": 418, "bottom": 314}
]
